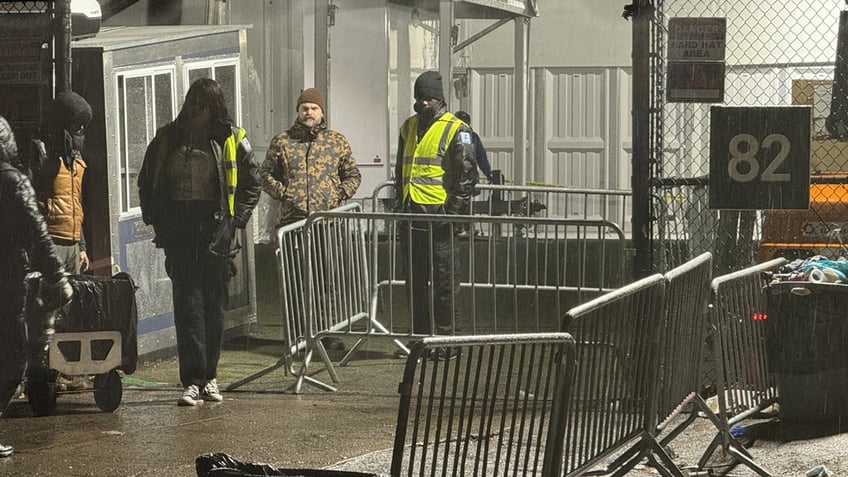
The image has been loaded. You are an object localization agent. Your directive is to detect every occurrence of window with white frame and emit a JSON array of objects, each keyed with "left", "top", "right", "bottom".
[
  {"left": 184, "top": 58, "right": 241, "bottom": 124},
  {"left": 117, "top": 67, "right": 176, "bottom": 213}
]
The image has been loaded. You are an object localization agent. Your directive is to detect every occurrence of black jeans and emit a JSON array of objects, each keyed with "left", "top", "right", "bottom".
[
  {"left": 165, "top": 246, "right": 230, "bottom": 388},
  {"left": 0, "top": 286, "right": 28, "bottom": 417},
  {"left": 400, "top": 220, "right": 459, "bottom": 335}
]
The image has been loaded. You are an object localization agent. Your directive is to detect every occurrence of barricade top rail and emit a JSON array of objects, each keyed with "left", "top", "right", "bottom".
[
  {"left": 563, "top": 273, "right": 665, "bottom": 319},
  {"left": 369, "top": 180, "right": 632, "bottom": 199},
  {"left": 276, "top": 202, "right": 363, "bottom": 237},
  {"left": 664, "top": 251, "right": 712, "bottom": 283},
  {"left": 404, "top": 332, "right": 577, "bottom": 357},
  {"left": 477, "top": 183, "right": 633, "bottom": 196},
  {"left": 305, "top": 209, "right": 626, "bottom": 234},
  {"left": 711, "top": 258, "right": 787, "bottom": 290}
]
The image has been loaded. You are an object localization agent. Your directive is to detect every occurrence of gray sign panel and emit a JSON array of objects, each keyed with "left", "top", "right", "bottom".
[{"left": 710, "top": 106, "right": 811, "bottom": 210}]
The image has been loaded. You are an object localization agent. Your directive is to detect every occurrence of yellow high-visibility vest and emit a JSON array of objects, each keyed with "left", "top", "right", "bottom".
[
  {"left": 399, "top": 113, "right": 461, "bottom": 205},
  {"left": 222, "top": 127, "right": 245, "bottom": 216}
]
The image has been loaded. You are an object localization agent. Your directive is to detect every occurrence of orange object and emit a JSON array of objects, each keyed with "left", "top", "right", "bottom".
[{"left": 757, "top": 176, "right": 848, "bottom": 262}]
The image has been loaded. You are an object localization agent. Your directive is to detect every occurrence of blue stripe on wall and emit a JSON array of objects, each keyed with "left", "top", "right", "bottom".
[{"left": 138, "top": 311, "right": 175, "bottom": 335}]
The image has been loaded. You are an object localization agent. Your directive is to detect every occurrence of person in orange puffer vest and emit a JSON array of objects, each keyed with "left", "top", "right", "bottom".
[{"left": 33, "top": 91, "right": 93, "bottom": 276}]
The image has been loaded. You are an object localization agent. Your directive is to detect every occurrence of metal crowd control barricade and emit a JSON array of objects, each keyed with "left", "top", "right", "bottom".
[
  {"left": 227, "top": 203, "right": 369, "bottom": 393},
  {"left": 698, "top": 258, "right": 786, "bottom": 477},
  {"left": 649, "top": 253, "right": 714, "bottom": 473},
  {"left": 391, "top": 333, "right": 576, "bottom": 477},
  {"left": 230, "top": 207, "right": 625, "bottom": 394},
  {"left": 375, "top": 212, "right": 626, "bottom": 342},
  {"left": 557, "top": 273, "right": 673, "bottom": 476}
]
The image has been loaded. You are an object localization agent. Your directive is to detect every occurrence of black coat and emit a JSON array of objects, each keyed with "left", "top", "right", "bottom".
[
  {"left": 137, "top": 121, "right": 261, "bottom": 251},
  {"left": 0, "top": 162, "right": 64, "bottom": 294}
]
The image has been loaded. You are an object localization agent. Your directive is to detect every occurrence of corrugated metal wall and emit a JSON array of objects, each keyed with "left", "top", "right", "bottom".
[{"left": 462, "top": 66, "right": 632, "bottom": 231}]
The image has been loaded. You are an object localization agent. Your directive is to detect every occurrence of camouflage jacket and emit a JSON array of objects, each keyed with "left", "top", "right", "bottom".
[{"left": 260, "top": 120, "right": 361, "bottom": 227}]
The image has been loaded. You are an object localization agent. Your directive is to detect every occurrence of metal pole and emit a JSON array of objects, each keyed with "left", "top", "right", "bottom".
[
  {"left": 513, "top": 16, "right": 529, "bottom": 185},
  {"left": 438, "top": 0, "right": 453, "bottom": 98},
  {"left": 55, "top": 0, "right": 72, "bottom": 93},
  {"left": 314, "top": 0, "right": 330, "bottom": 111},
  {"left": 631, "top": 2, "right": 653, "bottom": 278}
]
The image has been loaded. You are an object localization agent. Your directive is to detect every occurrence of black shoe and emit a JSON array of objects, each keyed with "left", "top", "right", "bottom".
[
  {"left": 0, "top": 443, "right": 13, "bottom": 457},
  {"left": 429, "top": 347, "right": 461, "bottom": 362},
  {"left": 321, "top": 337, "right": 346, "bottom": 351}
]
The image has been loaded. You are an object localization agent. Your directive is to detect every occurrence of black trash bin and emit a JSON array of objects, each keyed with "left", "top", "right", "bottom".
[{"left": 766, "top": 281, "right": 848, "bottom": 420}]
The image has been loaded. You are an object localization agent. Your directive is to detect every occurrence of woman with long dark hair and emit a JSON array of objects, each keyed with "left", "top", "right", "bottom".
[{"left": 138, "top": 78, "right": 260, "bottom": 405}]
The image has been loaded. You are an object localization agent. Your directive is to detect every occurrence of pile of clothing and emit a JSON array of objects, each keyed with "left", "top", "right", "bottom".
[{"left": 772, "top": 256, "right": 848, "bottom": 283}]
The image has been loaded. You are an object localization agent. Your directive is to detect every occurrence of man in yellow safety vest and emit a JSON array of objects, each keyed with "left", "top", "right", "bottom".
[{"left": 393, "top": 71, "right": 479, "bottom": 344}]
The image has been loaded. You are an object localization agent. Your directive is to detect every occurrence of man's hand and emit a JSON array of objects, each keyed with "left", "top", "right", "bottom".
[{"left": 79, "top": 250, "right": 89, "bottom": 272}]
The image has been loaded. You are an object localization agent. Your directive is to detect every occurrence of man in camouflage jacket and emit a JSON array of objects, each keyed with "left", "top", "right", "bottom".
[
  {"left": 259, "top": 88, "right": 361, "bottom": 352},
  {"left": 260, "top": 88, "right": 361, "bottom": 227}
]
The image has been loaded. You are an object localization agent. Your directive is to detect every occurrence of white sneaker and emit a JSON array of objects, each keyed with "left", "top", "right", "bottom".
[
  {"left": 178, "top": 385, "right": 203, "bottom": 406},
  {"left": 202, "top": 379, "right": 223, "bottom": 403}
]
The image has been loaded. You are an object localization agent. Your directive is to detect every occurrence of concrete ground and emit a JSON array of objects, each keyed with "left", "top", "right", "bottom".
[{"left": 0, "top": 333, "right": 846, "bottom": 477}]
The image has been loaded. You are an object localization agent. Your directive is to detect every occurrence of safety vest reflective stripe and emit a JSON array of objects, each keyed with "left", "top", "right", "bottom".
[
  {"left": 400, "top": 113, "right": 461, "bottom": 205},
  {"left": 409, "top": 156, "right": 442, "bottom": 166},
  {"left": 223, "top": 127, "right": 245, "bottom": 216},
  {"left": 402, "top": 176, "right": 443, "bottom": 186}
]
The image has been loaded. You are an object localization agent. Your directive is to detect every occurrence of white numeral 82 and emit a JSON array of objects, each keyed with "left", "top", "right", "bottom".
[{"left": 727, "top": 133, "right": 791, "bottom": 182}]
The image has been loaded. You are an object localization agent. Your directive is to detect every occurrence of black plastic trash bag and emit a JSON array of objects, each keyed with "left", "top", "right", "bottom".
[
  {"left": 53, "top": 272, "right": 139, "bottom": 374},
  {"left": 196, "top": 453, "right": 384, "bottom": 477}
]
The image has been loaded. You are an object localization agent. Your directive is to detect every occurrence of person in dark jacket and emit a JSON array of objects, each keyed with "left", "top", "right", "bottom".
[
  {"left": 454, "top": 111, "right": 493, "bottom": 182},
  {"left": 0, "top": 116, "right": 72, "bottom": 457},
  {"left": 260, "top": 87, "right": 361, "bottom": 351},
  {"left": 394, "top": 71, "right": 478, "bottom": 340},
  {"left": 138, "top": 78, "right": 261, "bottom": 406}
]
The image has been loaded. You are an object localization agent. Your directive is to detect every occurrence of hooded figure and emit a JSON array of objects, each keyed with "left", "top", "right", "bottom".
[
  {"left": 0, "top": 115, "right": 72, "bottom": 457},
  {"left": 393, "top": 71, "right": 478, "bottom": 340},
  {"left": 138, "top": 78, "right": 261, "bottom": 406},
  {"left": 33, "top": 91, "right": 94, "bottom": 275}
]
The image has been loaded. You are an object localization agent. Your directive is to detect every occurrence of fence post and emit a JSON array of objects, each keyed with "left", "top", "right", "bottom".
[
  {"left": 630, "top": 1, "right": 654, "bottom": 278},
  {"left": 54, "top": 0, "right": 72, "bottom": 93}
]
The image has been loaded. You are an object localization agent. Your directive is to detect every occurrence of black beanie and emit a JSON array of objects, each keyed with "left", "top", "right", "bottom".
[
  {"left": 52, "top": 92, "right": 93, "bottom": 132},
  {"left": 414, "top": 71, "right": 444, "bottom": 102}
]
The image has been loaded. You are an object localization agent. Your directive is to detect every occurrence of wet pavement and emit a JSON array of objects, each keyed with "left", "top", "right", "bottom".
[{"left": 1, "top": 336, "right": 847, "bottom": 477}]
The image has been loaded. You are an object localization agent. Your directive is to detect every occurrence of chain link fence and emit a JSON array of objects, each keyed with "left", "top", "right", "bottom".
[
  {"left": 0, "top": 2, "right": 48, "bottom": 13},
  {"left": 650, "top": 1, "right": 848, "bottom": 274}
]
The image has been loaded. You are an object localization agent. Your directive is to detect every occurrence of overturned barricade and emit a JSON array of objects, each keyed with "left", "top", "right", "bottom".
[
  {"left": 229, "top": 206, "right": 625, "bottom": 393},
  {"left": 202, "top": 333, "right": 577, "bottom": 477}
]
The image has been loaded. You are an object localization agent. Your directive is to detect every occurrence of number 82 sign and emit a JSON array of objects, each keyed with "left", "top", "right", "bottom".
[{"left": 709, "top": 106, "right": 810, "bottom": 209}]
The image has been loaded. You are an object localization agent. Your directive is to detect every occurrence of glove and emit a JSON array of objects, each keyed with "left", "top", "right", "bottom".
[
  {"left": 445, "top": 195, "right": 470, "bottom": 215},
  {"left": 209, "top": 214, "right": 241, "bottom": 258},
  {"left": 44, "top": 274, "right": 73, "bottom": 310}
]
